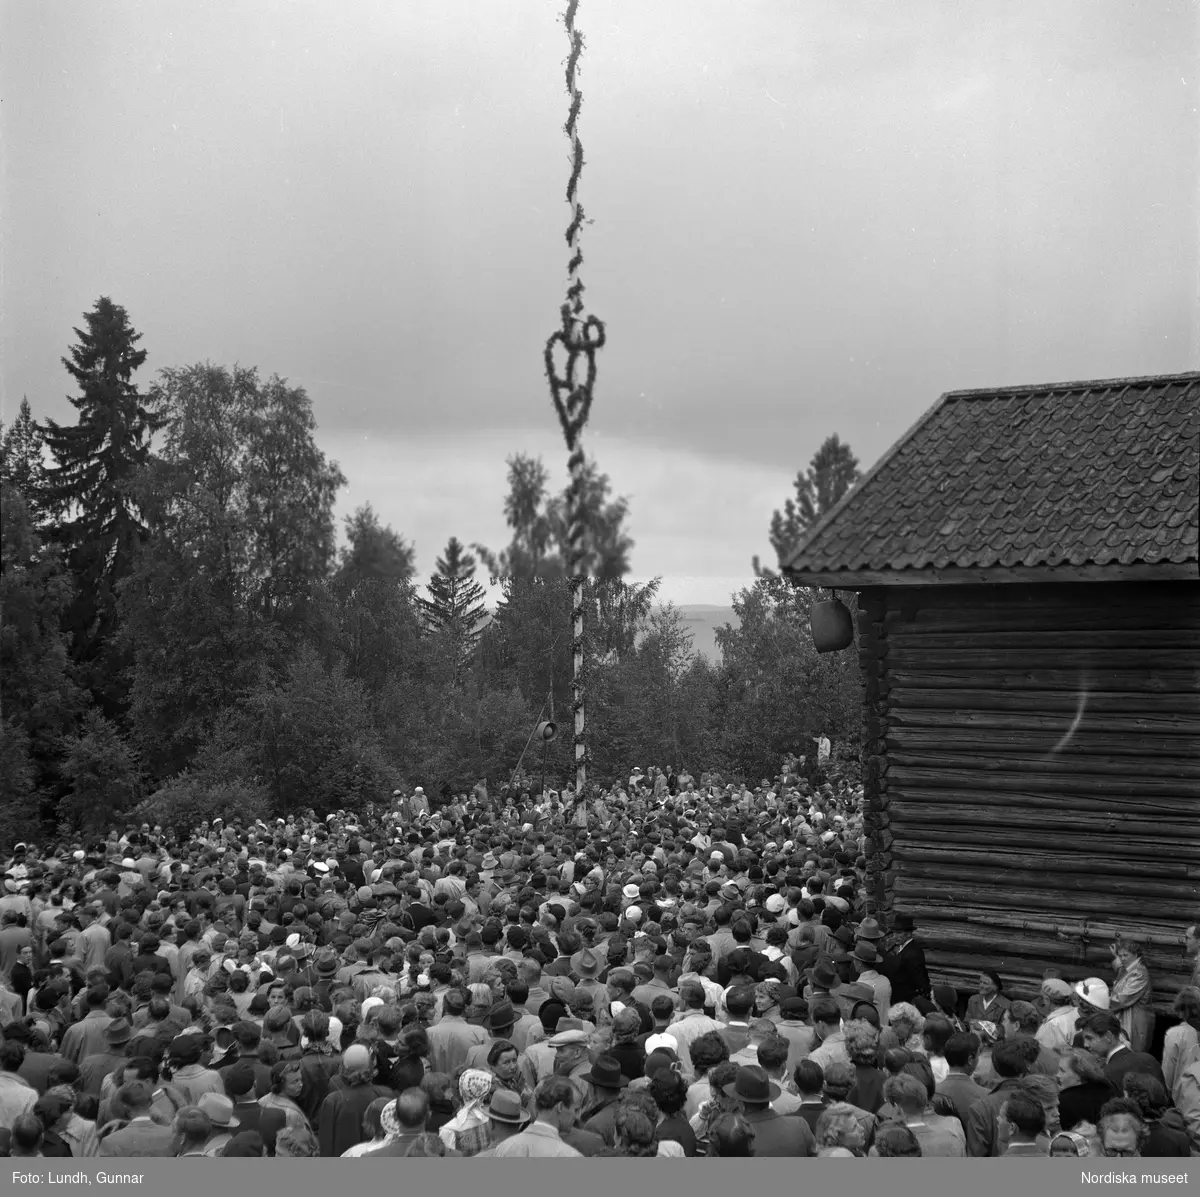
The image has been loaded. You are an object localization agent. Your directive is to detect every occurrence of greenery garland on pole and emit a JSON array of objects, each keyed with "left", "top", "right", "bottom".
[{"left": 544, "top": 0, "right": 605, "bottom": 802}]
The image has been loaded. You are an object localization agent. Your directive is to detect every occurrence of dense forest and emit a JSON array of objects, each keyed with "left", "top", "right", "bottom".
[{"left": 0, "top": 298, "right": 862, "bottom": 839}]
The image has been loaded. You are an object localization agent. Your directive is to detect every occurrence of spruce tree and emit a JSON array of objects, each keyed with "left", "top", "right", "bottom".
[
  {"left": 419, "top": 537, "right": 488, "bottom": 678},
  {"left": 0, "top": 397, "right": 47, "bottom": 525},
  {"left": 40, "top": 297, "right": 165, "bottom": 708}
]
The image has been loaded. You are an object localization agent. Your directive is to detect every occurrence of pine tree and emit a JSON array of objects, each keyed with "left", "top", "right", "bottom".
[
  {"left": 755, "top": 434, "right": 861, "bottom": 575},
  {"left": 419, "top": 537, "right": 488, "bottom": 679},
  {"left": 0, "top": 397, "right": 47, "bottom": 525},
  {"left": 39, "top": 298, "right": 165, "bottom": 706}
]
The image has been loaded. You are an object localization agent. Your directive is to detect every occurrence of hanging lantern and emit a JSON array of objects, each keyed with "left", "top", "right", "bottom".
[{"left": 811, "top": 591, "right": 854, "bottom": 653}]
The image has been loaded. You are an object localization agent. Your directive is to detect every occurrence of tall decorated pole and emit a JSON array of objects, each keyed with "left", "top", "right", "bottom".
[{"left": 544, "top": 0, "right": 605, "bottom": 801}]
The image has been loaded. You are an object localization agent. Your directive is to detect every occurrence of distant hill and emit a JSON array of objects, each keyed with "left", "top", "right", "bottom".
[{"left": 677, "top": 605, "right": 734, "bottom": 664}]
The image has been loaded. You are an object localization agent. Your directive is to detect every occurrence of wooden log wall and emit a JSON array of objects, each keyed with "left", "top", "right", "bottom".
[{"left": 859, "top": 580, "right": 1200, "bottom": 1011}]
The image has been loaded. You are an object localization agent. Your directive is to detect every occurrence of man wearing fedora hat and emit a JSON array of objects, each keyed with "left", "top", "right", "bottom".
[
  {"left": 462, "top": 999, "right": 519, "bottom": 1071},
  {"left": 78, "top": 1017, "right": 134, "bottom": 1096},
  {"left": 579, "top": 1054, "right": 629, "bottom": 1145},
  {"left": 198, "top": 1091, "right": 241, "bottom": 1156},
  {"left": 851, "top": 940, "right": 891, "bottom": 1026},
  {"left": 474, "top": 1088, "right": 533, "bottom": 1156},
  {"left": 569, "top": 947, "right": 610, "bottom": 1021},
  {"left": 723, "top": 1065, "right": 816, "bottom": 1157}
]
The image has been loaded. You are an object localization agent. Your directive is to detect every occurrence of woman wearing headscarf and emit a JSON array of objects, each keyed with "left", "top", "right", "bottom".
[
  {"left": 1108, "top": 938, "right": 1155, "bottom": 1054},
  {"left": 1049, "top": 1129, "right": 1093, "bottom": 1157},
  {"left": 438, "top": 1068, "right": 494, "bottom": 1156}
]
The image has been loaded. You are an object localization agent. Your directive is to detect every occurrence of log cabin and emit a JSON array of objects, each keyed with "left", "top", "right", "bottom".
[{"left": 782, "top": 371, "right": 1200, "bottom": 1017}]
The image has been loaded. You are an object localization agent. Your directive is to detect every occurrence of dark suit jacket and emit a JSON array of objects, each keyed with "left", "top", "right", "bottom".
[
  {"left": 1058, "top": 1080, "right": 1117, "bottom": 1131},
  {"left": 1104, "top": 1047, "right": 1164, "bottom": 1091},
  {"left": 888, "top": 940, "right": 931, "bottom": 1004},
  {"left": 18, "top": 1050, "right": 66, "bottom": 1095},
  {"left": 97, "top": 1116, "right": 177, "bottom": 1157},
  {"left": 742, "top": 1107, "right": 816, "bottom": 1157}
]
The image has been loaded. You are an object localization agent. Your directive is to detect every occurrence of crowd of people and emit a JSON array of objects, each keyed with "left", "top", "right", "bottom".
[{"left": 0, "top": 757, "right": 1198, "bottom": 1160}]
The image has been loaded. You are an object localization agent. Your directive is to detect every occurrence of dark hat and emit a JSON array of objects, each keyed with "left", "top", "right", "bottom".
[
  {"left": 807, "top": 959, "right": 842, "bottom": 992},
  {"left": 221, "top": 1130, "right": 265, "bottom": 1157},
  {"left": 832, "top": 925, "right": 855, "bottom": 949},
  {"left": 852, "top": 941, "right": 879, "bottom": 965},
  {"left": 482, "top": 1000, "right": 517, "bottom": 1031},
  {"left": 315, "top": 951, "right": 338, "bottom": 976},
  {"left": 168, "top": 1035, "right": 204, "bottom": 1063},
  {"left": 892, "top": 912, "right": 916, "bottom": 932},
  {"left": 580, "top": 1054, "right": 629, "bottom": 1090},
  {"left": 484, "top": 1088, "right": 532, "bottom": 1126},
  {"left": 779, "top": 996, "right": 809, "bottom": 1018},
  {"left": 231, "top": 1021, "right": 261, "bottom": 1045},
  {"left": 722, "top": 1064, "right": 781, "bottom": 1104},
  {"left": 224, "top": 1061, "right": 258, "bottom": 1098},
  {"left": 104, "top": 1018, "right": 134, "bottom": 1045}
]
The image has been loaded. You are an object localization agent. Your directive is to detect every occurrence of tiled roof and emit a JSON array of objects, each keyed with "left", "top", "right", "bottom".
[{"left": 782, "top": 372, "right": 1200, "bottom": 580}]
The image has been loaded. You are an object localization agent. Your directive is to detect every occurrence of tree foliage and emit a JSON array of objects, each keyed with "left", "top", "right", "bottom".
[
  {"left": 0, "top": 480, "right": 86, "bottom": 821},
  {"left": 121, "top": 363, "right": 343, "bottom": 781},
  {"left": 7, "top": 303, "right": 867, "bottom": 837},
  {"left": 419, "top": 537, "right": 487, "bottom": 682},
  {"left": 335, "top": 503, "right": 416, "bottom": 589},
  {"left": 1, "top": 398, "right": 47, "bottom": 527},
  {"left": 757, "top": 434, "right": 862, "bottom": 575},
  {"left": 475, "top": 452, "right": 633, "bottom": 583},
  {"left": 40, "top": 298, "right": 165, "bottom": 705}
]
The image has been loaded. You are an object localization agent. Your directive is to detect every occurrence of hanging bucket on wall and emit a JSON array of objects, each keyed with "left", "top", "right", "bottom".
[{"left": 811, "top": 592, "right": 854, "bottom": 653}]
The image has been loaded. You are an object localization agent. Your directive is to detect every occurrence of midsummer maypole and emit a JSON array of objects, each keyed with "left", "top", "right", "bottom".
[{"left": 543, "top": 0, "right": 605, "bottom": 802}]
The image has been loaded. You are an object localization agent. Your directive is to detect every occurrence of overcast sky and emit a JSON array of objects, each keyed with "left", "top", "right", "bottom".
[{"left": 3, "top": 1, "right": 1197, "bottom": 605}]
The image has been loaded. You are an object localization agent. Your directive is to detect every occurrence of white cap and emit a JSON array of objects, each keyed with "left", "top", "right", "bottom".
[
  {"left": 1074, "top": 977, "right": 1110, "bottom": 1011},
  {"left": 764, "top": 893, "right": 786, "bottom": 914},
  {"left": 644, "top": 1032, "right": 678, "bottom": 1055}
]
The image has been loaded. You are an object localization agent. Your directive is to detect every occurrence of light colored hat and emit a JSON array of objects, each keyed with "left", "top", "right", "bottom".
[
  {"left": 625, "top": 906, "right": 642, "bottom": 923},
  {"left": 622, "top": 883, "right": 640, "bottom": 900},
  {"left": 764, "top": 894, "right": 786, "bottom": 914},
  {"left": 644, "top": 1032, "right": 678, "bottom": 1055},
  {"left": 198, "top": 1092, "right": 240, "bottom": 1128},
  {"left": 343, "top": 1045, "right": 371, "bottom": 1071},
  {"left": 1074, "top": 977, "right": 1110, "bottom": 1010},
  {"left": 1041, "top": 978, "right": 1074, "bottom": 1001},
  {"left": 546, "top": 1029, "right": 590, "bottom": 1048}
]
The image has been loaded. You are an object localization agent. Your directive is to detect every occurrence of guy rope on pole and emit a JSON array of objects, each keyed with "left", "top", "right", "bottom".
[{"left": 544, "top": 0, "right": 605, "bottom": 801}]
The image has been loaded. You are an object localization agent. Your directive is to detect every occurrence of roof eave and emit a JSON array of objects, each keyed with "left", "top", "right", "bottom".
[{"left": 783, "top": 561, "right": 1200, "bottom": 589}]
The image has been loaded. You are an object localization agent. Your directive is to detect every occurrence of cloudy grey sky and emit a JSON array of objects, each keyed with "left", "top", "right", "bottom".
[{"left": 3, "top": 0, "right": 1197, "bottom": 604}]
